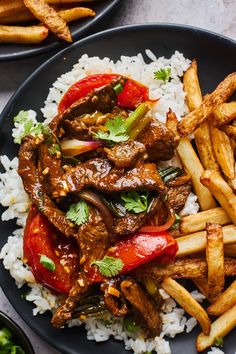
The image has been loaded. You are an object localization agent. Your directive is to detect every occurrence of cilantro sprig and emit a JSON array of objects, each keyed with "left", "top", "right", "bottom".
[
  {"left": 66, "top": 200, "right": 89, "bottom": 226},
  {"left": 121, "top": 191, "right": 149, "bottom": 214},
  {"left": 154, "top": 67, "right": 171, "bottom": 82},
  {"left": 94, "top": 116, "right": 128, "bottom": 145},
  {"left": 91, "top": 256, "right": 124, "bottom": 277},
  {"left": 0, "top": 327, "right": 26, "bottom": 354}
]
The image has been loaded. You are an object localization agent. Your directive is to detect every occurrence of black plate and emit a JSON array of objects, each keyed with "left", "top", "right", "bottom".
[
  {"left": 0, "top": 0, "right": 120, "bottom": 62},
  {"left": 0, "top": 24, "right": 236, "bottom": 354}
]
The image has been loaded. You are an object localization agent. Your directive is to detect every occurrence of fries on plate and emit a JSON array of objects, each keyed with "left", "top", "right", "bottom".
[
  {"left": 0, "top": 24, "right": 48, "bottom": 44},
  {"left": 207, "top": 280, "right": 236, "bottom": 316}
]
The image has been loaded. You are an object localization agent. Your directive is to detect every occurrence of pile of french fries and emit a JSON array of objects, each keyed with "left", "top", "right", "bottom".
[
  {"left": 161, "top": 62, "right": 236, "bottom": 351},
  {"left": 0, "top": 0, "right": 98, "bottom": 44}
]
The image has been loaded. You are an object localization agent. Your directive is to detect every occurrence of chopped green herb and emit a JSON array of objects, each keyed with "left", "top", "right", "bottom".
[
  {"left": 171, "top": 213, "right": 181, "bottom": 229},
  {"left": 113, "top": 83, "right": 124, "bottom": 94},
  {"left": 0, "top": 327, "right": 25, "bottom": 354},
  {"left": 94, "top": 116, "right": 128, "bottom": 145},
  {"left": 39, "top": 254, "right": 56, "bottom": 272},
  {"left": 214, "top": 337, "right": 224, "bottom": 347},
  {"left": 91, "top": 256, "right": 124, "bottom": 277},
  {"left": 154, "top": 67, "right": 171, "bottom": 82},
  {"left": 123, "top": 316, "right": 140, "bottom": 333},
  {"left": 66, "top": 200, "right": 89, "bottom": 226},
  {"left": 48, "top": 143, "right": 60, "bottom": 155},
  {"left": 158, "top": 166, "right": 184, "bottom": 184},
  {"left": 121, "top": 191, "right": 148, "bottom": 213}
]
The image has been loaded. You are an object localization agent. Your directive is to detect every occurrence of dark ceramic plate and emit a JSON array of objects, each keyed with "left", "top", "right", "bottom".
[
  {"left": 0, "top": 24, "right": 236, "bottom": 354},
  {"left": 0, "top": 311, "right": 34, "bottom": 354},
  {"left": 0, "top": 0, "right": 120, "bottom": 61}
]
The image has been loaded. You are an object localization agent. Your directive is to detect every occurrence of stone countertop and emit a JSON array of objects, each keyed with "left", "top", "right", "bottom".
[{"left": 0, "top": 0, "right": 235, "bottom": 353}]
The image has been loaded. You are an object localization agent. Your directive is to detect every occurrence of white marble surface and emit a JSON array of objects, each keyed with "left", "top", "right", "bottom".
[{"left": 0, "top": 0, "right": 235, "bottom": 353}]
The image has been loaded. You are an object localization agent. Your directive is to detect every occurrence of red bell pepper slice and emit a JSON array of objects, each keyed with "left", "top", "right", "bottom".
[
  {"left": 58, "top": 73, "right": 152, "bottom": 112},
  {"left": 23, "top": 206, "right": 79, "bottom": 294},
  {"left": 89, "top": 230, "right": 178, "bottom": 283}
]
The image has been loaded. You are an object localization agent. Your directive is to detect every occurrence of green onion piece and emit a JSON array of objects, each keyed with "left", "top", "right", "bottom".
[
  {"left": 129, "top": 114, "right": 152, "bottom": 140},
  {"left": 214, "top": 337, "right": 224, "bottom": 347},
  {"left": 39, "top": 254, "right": 56, "bottom": 272},
  {"left": 124, "top": 103, "right": 149, "bottom": 134},
  {"left": 171, "top": 213, "right": 181, "bottom": 229},
  {"left": 158, "top": 166, "right": 184, "bottom": 184},
  {"left": 123, "top": 316, "right": 140, "bottom": 333},
  {"left": 113, "top": 83, "right": 124, "bottom": 94}
]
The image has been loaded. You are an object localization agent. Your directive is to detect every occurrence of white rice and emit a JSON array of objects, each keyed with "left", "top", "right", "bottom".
[{"left": 0, "top": 50, "right": 218, "bottom": 354}]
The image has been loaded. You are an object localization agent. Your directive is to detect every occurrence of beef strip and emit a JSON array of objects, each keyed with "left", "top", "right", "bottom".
[
  {"left": 138, "top": 118, "right": 178, "bottom": 161},
  {"left": 101, "top": 280, "right": 128, "bottom": 317},
  {"left": 52, "top": 207, "right": 111, "bottom": 327},
  {"left": 114, "top": 196, "right": 161, "bottom": 235},
  {"left": 49, "top": 79, "right": 124, "bottom": 134},
  {"left": 63, "top": 158, "right": 165, "bottom": 195},
  {"left": 120, "top": 278, "right": 162, "bottom": 337},
  {"left": 18, "top": 135, "right": 75, "bottom": 237},
  {"left": 167, "top": 182, "right": 191, "bottom": 213},
  {"left": 104, "top": 139, "right": 147, "bottom": 169}
]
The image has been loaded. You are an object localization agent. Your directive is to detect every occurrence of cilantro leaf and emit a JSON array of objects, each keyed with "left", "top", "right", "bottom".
[
  {"left": 66, "top": 200, "right": 89, "bottom": 226},
  {"left": 39, "top": 255, "right": 56, "bottom": 271},
  {"left": 154, "top": 67, "right": 171, "bottom": 82},
  {"left": 48, "top": 143, "right": 60, "bottom": 155},
  {"left": 91, "top": 256, "right": 124, "bottom": 277},
  {"left": 121, "top": 191, "right": 148, "bottom": 213},
  {"left": 214, "top": 337, "right": 224, "bottom": 347},
  {"left": 94, "top": 116, "right": 128, "bottom": 144}
]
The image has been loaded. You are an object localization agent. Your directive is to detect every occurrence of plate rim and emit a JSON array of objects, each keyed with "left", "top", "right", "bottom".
[
  {"left": 0, "top": 0, "right": 121, "bottom": 62},
  {"left": 1, "top": 22, "right": 236, "bottom": 354}
]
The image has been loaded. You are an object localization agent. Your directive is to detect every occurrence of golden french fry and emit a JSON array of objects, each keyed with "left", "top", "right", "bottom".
[
  {"left": 0, "top": 10, "right": 35, "bottom": 24},
  {"left": 23, "top": 0, "right": 72, "bottom": 42},
  {"left": 201, "top": 170, "right": 236, "bottom": 224},
  {"left": 0, "top": 0, "right": 24, "bottom": 18},
  {"left": 183, "top": 59, "right": 202, "bottom": 111},
  {"left": 209, "top": 124, "right": 235, "bottom": 180},
  {"left": 196, "top": 304, "right": 236, "bottom": 351},
  {"left": 192, "top": 278, "right": 209, "bottom": 301},
  {"left": 213, "top": 101, "right": 236, "bottom": 127},
  {"left": 180, "top": 207, "right": 230, "bottom": 234},
  {"left": 206, "top": 223, "right": 225, "bottom": 302},
  {"left": 58, "top": 7, "right": 95, "bottom": 23},
  {"left": 0, "top": 24, "right": 48, "bottom": 43},
  {"left": 177, "top": 137, "right": 217, "bottom": 210},
  {"left": 177, "top": 224, "right": 236, "bottom": 257},
  {"left": 221, "top": 124, "right": 236, "bottom": 140},
  {"left": 161, "top": 277, "right": 211, "bottom": 335},
  {"left": 178, "top": 72, "right": 236, "bottom": 136},
  {"left": 137, "top": 258, "right": 236, "bottom": 279},
  {"left": 224, "top": 244, "right": 236, "bottom": 257},
  {"left": 207, "top": 280, "right": 236, "bottom": 316}
]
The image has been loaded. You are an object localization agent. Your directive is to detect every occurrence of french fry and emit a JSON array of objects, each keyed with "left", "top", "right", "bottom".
[
  {"left": 206, "top": 223, "right": 225, "bottom": 302},
  {"left": 58, "top": 7, "right": 95, "bottom": 23},
  {"left": 136, "top": 258, "right": 236, "bottom": 279},
  {"left": 177, "top": 224, "right": 236, "bottom": 257},
  {"left": 196, "top": 304, "right": 236, "bottom": 351},
  {"left": 23, "top": 0, "right": 72, "bottom": 42},
  {"left": 224, "top": 244, "right": 236, "bottom": 257},
  {"left": 180, "top": 207, "right": 230, "bottom": 234},
  {"left": 183, "top": 59, "right": 202, "bottom": 111},
  {"left": 201, "top": 170, "right": 236, "bottom": 224},
  {"left": 177, "top": 137, "right": 217, "bottom": 210},
  {"left": 161, "top": 277, "right": 211, "bottom": 335},
  {"left": 0, "top": 0, "right": 24, "bottom": 18},
  {"left": 209, "top": 124, "right": 235, "bottom": 180},
  {"left": 192, "top": 278, "right": 209, "bottom": 301},
  {"left": 178, "top": 72, "right": 236, "bottom": 136},
  {"left": 213, "top": 101, "right": 236, "bottom": 127},
  {"left": 0, "top": 24, "right": 48, "bottom": 44},
  {"left": 207, "top": 280, "right": 236, "bottom": 316},
  {"left": 221, "top": 124, "right": 236, "bottom": 140},
  {"left": 0, "top": 10, "right": 35, "bottom": 24}
]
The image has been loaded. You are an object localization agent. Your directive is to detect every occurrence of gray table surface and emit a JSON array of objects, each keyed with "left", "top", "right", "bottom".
[{"left": 0, "top": 0, "right": 235, "bottom": 353}]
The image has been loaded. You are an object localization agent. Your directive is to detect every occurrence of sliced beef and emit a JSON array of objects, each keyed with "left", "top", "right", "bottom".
[
  {"left": 101, "top": 280, "right": 128, "bottom": 317},
  {"left": 64, "top": 158, "right": 165, "bottom": 195},
  {"left": 120, "top": 279, "right": 162, "bottom": 337},
  {"left": 104, "top": 139, "right": 147, "bottom": 169},
  {"left": 167, "top": 182, "right": 191, "bottom": 213},
  {"left": 49, "top": 79, "right": 124, "bottom": 134},
  {"left": 138, "top": 118, "right": 178, "bottom": 161},
  {"left": 114, "top": 196, "right": 161, "bottom": 235}
]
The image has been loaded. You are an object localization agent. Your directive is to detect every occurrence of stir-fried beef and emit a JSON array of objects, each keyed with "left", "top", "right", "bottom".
[
  {"left": 120, "top": 279, "right": 162, "bottom": 337},
  {"left": 104, "top": 139, "right": 147, "bottom": 169},
  {"left": 114, "top": 196, "right": 161, "bottom": 235},
  {"left": 18, "top": 135, "right": 75, "bottom": 237},
  {"left": 64, "top": 158, "right": 165, "bottom": 195},
  {"left": 138, "top": 119, "right": 178, "bottom": 161},
  {"left": 167, "top": 182, "right": 191, "bottom": 213},
  {"left": 101, "top": 280, "right": 128, "bottom": 317},
  {"left": 49, "top": 80, "right": 123, "bottom": 134}
]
